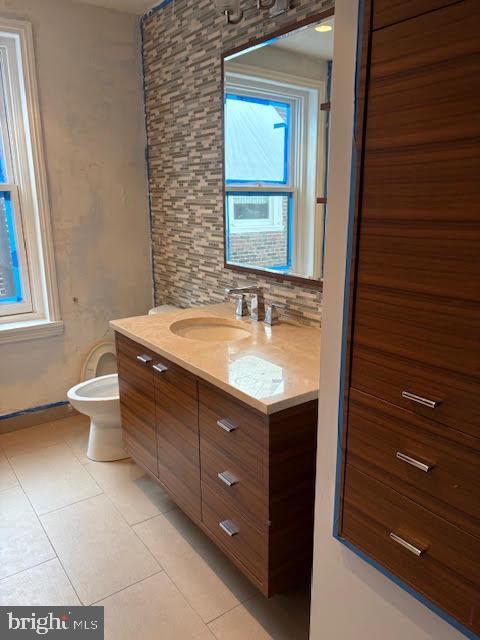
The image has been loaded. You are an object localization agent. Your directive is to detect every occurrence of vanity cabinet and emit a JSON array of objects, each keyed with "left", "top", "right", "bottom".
[
  {"left": 340, "top": 0, "right": 480, "bottom": 635},
  {"left": 115, "top": 332, "right": 318, "bottom": 597}
]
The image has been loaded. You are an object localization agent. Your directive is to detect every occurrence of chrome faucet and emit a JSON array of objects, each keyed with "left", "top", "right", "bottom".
[
  {"left": 225, "top": 286, "right": 264, "bottom": 321},
  {"left": 264, "top": 302, "right": 285, "bottom": 326}
]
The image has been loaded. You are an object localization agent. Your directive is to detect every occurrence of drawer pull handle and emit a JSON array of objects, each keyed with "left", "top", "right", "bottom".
[
  {"left": 219, "top": 519, "right": 239, "bottom": 537},
  {"left": 396, "top": 452, "right": 433, "bottom": 473},
  {"left": 137, "top": 354, "right": 153, "bottom": 364},
  {"left": 401, "top": 392, "right": 440, "bottom": 409},
  {"left": 389, "top": 533, "right": 425, "bottom": 557},
  {"left": 153, "top": 363, "right": 168, "bottom": 374},
  {"left": 218, "top": 471, "right": 239, "bottom": 487},
  {"left": 217, "top": 419, "right": 238, "bottom": 433}
]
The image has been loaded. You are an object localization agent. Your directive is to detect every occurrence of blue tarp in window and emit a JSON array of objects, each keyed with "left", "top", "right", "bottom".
[{"left": 225, "top": 93, "right": 290, "bottom": 185}]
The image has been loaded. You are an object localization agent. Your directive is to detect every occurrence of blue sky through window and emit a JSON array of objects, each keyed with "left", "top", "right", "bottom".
[
  {"left": 225, "top": 93, "right": 290, "bottom": 184},
  {"left": 0, "top": 191, "right": 23, "bottom": 303}
]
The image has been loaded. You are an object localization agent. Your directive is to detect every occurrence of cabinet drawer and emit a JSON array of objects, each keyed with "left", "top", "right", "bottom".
[
  {"left": 200, "top": 437, "right": 267, "bottom": 529},
  {"left": 202, "top": 483, "right": 267, "bottom": 583},
  {"left": 199, "top": 383, "right": 266, "bottom": 483},
  {"left": 347, "top": 389, "right": 480, "bottom": 539},
  {"left": 342, "top": 466, "right": 480, "bottom": 633}
]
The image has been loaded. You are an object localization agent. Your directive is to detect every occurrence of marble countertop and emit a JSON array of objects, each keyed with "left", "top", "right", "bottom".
[{"left": 110, "top": 303, "right": 321, "bottom": 415}]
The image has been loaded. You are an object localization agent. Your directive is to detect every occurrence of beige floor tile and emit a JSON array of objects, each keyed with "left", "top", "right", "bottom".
[
  {"left": 41, "top": 494, "right": 160, "bottom": 605},
  {"left": 0, "top": 422, "right": 65, "bottom": 457},
  {"left": 99, "top": 571, "right": 215, "bottom": 640},
  {"left": 0, "top": 486, "right": 55, "bottom": 580},
  {"left": 209, "top": 588, "right": 310, "bottom": 640},
  {"left": 0, "top": 448, "right": 17, "bottom": 492},
  {"left": 0, "top": 559, "right": 80, "bottom": 606},
  {"left": 85, "top": 459, "right": 175, "bottom": 525},
  {"left": 55, "top": 416, "right": 91, "bottom": 465},
  {"left": 134, "top": 509, "right": 256, "bottom": 623},
  {"left": 9, "top": 443, "right": 102, "bottom": 515}
]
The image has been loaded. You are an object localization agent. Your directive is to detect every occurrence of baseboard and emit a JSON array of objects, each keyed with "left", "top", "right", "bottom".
[{"left": 0, "top": 401, "right": 79, "bottom": 435}]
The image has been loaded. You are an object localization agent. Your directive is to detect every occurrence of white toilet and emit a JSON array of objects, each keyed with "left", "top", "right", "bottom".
[{"left": 67, "top": 341, "right": 128, "bottom": 462}]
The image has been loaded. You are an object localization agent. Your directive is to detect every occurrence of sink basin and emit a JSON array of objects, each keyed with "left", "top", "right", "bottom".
[{"left": 170, "top": 317, "right": 252, "bottom": 342}]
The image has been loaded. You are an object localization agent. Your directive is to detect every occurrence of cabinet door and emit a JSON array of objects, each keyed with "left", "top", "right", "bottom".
[
  {"left": 116, "top": 333, "right": 158, "bottom": 476},
  {"left": 154, "top": 356, "right": 200, "bottom": 520},
  {"left": 350, "top": 0, "right": 480, "bottom": 438},
  {"left": 373, "top": 0, "right": 462, "bottom": 29}
]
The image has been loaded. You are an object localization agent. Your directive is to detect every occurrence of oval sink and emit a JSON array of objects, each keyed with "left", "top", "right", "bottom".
[{"left": 169, "top": 317, "right": 252, "bottom": 342}]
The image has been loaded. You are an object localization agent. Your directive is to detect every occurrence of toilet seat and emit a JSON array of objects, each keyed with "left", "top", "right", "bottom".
[
  {"left": 68, "top": 373, "right": 119, "bottom": 403},
  {"left": 81, "top": 341, "right": 117, "bottom": 381}
]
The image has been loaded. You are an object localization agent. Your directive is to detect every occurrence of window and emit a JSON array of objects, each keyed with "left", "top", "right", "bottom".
[
  {"left": 0, "top": 19, "right": 61, "bottom": 342},
  {"left": 224, "top": 71, "right": 319, "bottom": 274}
]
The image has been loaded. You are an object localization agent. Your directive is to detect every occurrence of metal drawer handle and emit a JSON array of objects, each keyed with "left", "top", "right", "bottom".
[
  {"left": 396, "top": 452, "right": 433, "bottom": 473},
  {"left": 389, "top": 533, "right": 425, "bottom": 557},
  {"left": 137, "top": 354, "right": 153, "bottom": 364},
  {"left": 402, "top": 391, "right": 440, "bottom": 409},
  {"left": 218, "top": 471, "right": 239, "bottom": 487},
  {"left": 217, "top": 418, "right": 238, "bottom": 433},
  {"left": 153, "top": 363, "right": 168, "bottom": 374},
  {"left": 219, "top": 519, "right": 239, "bottom": 537}
]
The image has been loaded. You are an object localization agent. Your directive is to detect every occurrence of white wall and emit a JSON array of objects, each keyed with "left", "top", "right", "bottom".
[
  {"left": 309, "top": 1, "right": 466, "bottom": 638},
  {"left": 0, "top": 0, "right": 152, "bottom": 415}
]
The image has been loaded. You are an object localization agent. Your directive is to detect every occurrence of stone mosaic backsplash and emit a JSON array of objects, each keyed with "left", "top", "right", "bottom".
[{"left": 142, "top": 0, "right": 334, "bottom": 325}]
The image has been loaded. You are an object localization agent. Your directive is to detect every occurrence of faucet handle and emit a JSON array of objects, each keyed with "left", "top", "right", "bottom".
[
  {"left": 227, "top": 292, "right": 248, "bottom": 318},
  {"left": 264, "top": 302, "right": 286, "bottom": 326}
]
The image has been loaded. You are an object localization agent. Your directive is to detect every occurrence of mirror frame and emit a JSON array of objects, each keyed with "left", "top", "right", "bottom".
[{"left": 221, "top": 7, "right": 334, "bottom": 289}]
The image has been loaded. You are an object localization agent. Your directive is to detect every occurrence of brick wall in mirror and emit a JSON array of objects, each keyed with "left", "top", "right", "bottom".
[{"left": 142, "top": 0, "right": 335, "bottom": 325}]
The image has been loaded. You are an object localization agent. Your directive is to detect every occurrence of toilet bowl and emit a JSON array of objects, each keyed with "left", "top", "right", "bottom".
[{"left": 67, "top": 342, "right": 128, "bottom": 462}]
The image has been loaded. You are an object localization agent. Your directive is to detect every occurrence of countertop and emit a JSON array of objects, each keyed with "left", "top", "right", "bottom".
[{"left": 110, "top": 303, "right": 321, "bottom": 415}]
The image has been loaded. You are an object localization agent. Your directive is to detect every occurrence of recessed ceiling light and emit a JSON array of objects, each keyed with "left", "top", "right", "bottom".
[{"left": 315, "top": 24, "right": 333, "bottom": 33}]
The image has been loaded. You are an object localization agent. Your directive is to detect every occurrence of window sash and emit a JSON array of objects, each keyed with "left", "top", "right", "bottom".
[{"left": 0, "top": 183, "right": 32, "bottom": 317}]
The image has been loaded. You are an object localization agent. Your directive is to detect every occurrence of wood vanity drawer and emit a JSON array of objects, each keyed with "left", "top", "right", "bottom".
[
  {"left": 200, "top": 437, "right": 267, "bottom": 528},
  {"left": 202, "top": 483, "right": 267, "bottom": 584},
  {"left": 346, "top": 389, "right": 480, "bottom": 539},
  {"left": 342, "top": 466, "right": 480, "bottom": 633},
  {"left": 199, "top": 382, "right": 266, "bottom": 483}
]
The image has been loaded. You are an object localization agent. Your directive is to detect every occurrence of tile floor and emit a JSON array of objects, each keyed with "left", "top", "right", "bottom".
[{"left": 0, "top": 415, "right": 310, "bottom": 639}]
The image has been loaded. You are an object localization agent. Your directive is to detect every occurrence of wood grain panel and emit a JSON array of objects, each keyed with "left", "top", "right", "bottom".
[
  {"left": 116, "top": 334, "right": 158, "bottom": 476},
  {"left": 342, "top": 466, "right": 480, "bottom": 634},
  {"left": 199, "top": 382, "right": 267, "bottom": 483},
  {"left": 267, "top": 400, "right": 318, "bottom": 594},
  {"left": 373, "top": 0, "right": 462, "bottom": 30},
  {"left": 201, "top": 483, "right": 268, "bottom": 586},
  {"left": 351, "top": 0, "right": 480, "bottom": 437},
  {"left": 200, "top": 437, "right": 267, "bottom": 529},
  {"left": 154, "top": 357, "right": 201, "bottom": 521},
  {"left": 347, "top": 389, "right": 480, "bottom": 538}
]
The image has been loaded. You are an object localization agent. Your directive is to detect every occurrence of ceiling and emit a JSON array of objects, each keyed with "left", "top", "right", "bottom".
[
  {"left": 272, "top": 19, "right": 334, "bottom": 61},
  {"left": 70, "top": 0, "right": 155, "bottom": 15}
]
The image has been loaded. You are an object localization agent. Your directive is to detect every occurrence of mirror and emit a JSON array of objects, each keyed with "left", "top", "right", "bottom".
[{"left": 223, "top": 14, "right": 334, "bottom": 283}]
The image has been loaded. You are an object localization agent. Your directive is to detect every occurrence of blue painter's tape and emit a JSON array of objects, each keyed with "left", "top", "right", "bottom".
[
  {"left": 330, "top": 2, "right": 478, "bottom": 639},
  {"left": 0, "top": 401, "right": 69, "bottom": 421},
  {"left": 142, "top": 0, "right": 174, "bottom": 23}
]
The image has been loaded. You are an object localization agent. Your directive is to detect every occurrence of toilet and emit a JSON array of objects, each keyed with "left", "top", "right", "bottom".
[{"left": 67, "top": 341, "right": 128, "bottom": 462}]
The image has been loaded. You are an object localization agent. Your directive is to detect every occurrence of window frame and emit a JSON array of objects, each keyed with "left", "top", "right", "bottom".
[
  {"left": 224, "top": 67, "right": 322, "bottom": 276},
  {"left": 0, "top": 18, "right": 61, "bottom": 342}
]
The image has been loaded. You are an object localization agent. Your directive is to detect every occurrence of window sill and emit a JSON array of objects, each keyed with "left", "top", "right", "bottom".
[{"left": 0, "top": 319, "right": 64, "bottom": 344}]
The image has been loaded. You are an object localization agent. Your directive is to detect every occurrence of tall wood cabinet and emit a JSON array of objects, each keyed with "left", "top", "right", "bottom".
[{"left": 339, "top": 0, "right": 480, "bottom": 635}]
